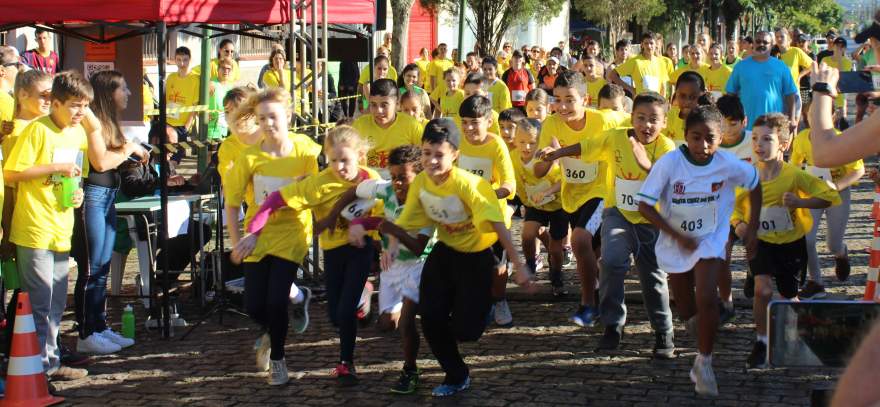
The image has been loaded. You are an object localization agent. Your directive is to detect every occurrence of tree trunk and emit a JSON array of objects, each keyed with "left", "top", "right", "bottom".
[{"left": 390, "top": 0, "right": 415, "bottom": 70}]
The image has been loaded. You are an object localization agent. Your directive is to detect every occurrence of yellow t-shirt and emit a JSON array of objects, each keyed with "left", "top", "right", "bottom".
[
  {"left": 218, "top": 132, "right": 260, "bottom": 182},
  {"left": 165, "top": 73, "right": 200, "bottom": 127},
  {"left": 662, "top": 56, "right": 676, "bottom": 78},
  {"left": 427, "top": 58, "right": 455, "bottom": 92},
  {"left": 415, "top": 57, "right": 431, "bottom": 87},
  {"left": 790, "top": 129, "right": 864, "bottom": 184},
  {"left": 191, "top": 58, "right": 241, "bottom": 83},
  {"left": 580, "top": 128, "right": 676, "bottom": 224},
  {"left": 498, "top": 57, "right": 511, "bottom": 76},
  {"left": 458, "top": 133, "right": 516, "bottom": 200},
  {"left": 281, "top": 166, "right": 383, "bottom": 251},
  {"left": 732, "top": 162, "right": 841, "bottom": 244},
  {"left": 488, "top": 79, "right": 513, "bottom": 113},
  {"left": 820, "top": 57, "right": 853, "bottom": 108},
  {"left": 670, "top": 63, "right": 710, "bottom": 85},
  {"left": 439, "top": 89, "right": 466, "bottom": 119},
  {"left": 780, "top": 47, "right": 813, "bottom": 86},
  {"left": 512, "top": 153, "right": 562, "bottom": 212},
  {"left": 614, "top": 55, "right": 669, "bottom": 96},
  {"left": 586, "top": 78, "right": 607, "bottom": 108},
  {"left": 396, "top": 167, "right": 504, "bottom": 252},
  {"left": 1, "top": 118, "right": 34, "bottom": 164},
  {"left": 538, "top": 109, "right": 630, "bottom": 212},
  {"left": 665, "top": 106, "right": 686, "bottom": 145},
  {"left": 352, "top": 112, "right": 424, "bottom": 171},
  {"left": 5, "top": 116, "right": 88, "bottom": 252},
  {"left": 357, "top": 64, "right": 399, "bottom": 85},
  {"left": 224, "top": 133, "right": 321, "bottom": 262},
  {"left": 703, "top": 64, "right": 733, "bottom": 96},
  {"left": 142, "top": 83, "right": 154, "bottom": 123},
  {"left": 0, "top": 92, "right": 14, "bottom": 122}
]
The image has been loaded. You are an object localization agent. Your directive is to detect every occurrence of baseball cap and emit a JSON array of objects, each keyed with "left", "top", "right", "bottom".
[
  {"left": 548, "top": 56, "right": 560, "bottom": 65},
  {"left": 422, "top": 118, "right": 461, "bottom": 149}
]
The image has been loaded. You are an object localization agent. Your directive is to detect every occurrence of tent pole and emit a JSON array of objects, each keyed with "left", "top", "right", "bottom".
[
  {"left": 299, "top": 5, "right": 308, "bottom": 120},
  {"left": 157, "top": 21, "right": 172, "bottom": 339},
  {"left": 198, "top": 27, "right": 211, "bottom": 173},
  {"left": 322, "top": 0, "right": 329, "bottom": 129},
  {"left": 289, "top": 1, "right": 296, "bottom": 122},
  {"left": 311, "top": 0, "right": 319, "bottom": 130}
]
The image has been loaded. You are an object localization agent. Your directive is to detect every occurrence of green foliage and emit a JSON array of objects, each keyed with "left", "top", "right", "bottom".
[
  {"left": 571, "top": 0, "right": 666, "bottom": 45},
  {"left": 774, "top": 0, "right": 843, "bottom": 34}
]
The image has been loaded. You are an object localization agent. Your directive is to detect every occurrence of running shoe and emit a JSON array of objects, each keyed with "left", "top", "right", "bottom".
[
  {"left": 798, "top": 281, "right": 827, "bottom": 299},
  {"left": 835, "top": 255, "right": 851, "bottom": 282},
  {"left": 268, "top": 359, "right": 289, "bottom": 386},
  {"left": 570, "top": 305, "right": 597, "bottom": 328},
  {"left": 431, "top": 376, "right": 470, "bottom": 397},
  {"left": 494, "top": 300, "right": 513, "bottom": 326},
  {"left": 60, "top": 343, "right": 91, "bottom": 367},
  {"left": 690, "top": 355, "right": 719, "bottom": 396},
  {"left": 596, "top": 324, "right": 622, "bottom": 351},
  {"left": 746, "top": 341, "right": 768, "bottom": 369},
  {"left": 291, "top": 287, "right": 311, "bottom": 334},
  {"left": 653, "top": 331, "right": 676, "bottom": 359},
  {"left": 332, "top": 362, "right": 359, "bottom": 387},
  {"left": 390, "top": 368, "right": 420, "bottom": 394}
]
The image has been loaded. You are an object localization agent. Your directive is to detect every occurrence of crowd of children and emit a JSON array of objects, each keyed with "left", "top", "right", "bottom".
[{"left": 0, "top": 22, "right": 869, "bottom": 400}]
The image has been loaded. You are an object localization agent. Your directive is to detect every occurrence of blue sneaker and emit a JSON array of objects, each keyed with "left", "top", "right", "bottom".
[
  {"left": 570, "top": 305, "right": 597, "bottom": 327},
  {"left": 431, "top": 377, "right": 470, "bottom": 397}
]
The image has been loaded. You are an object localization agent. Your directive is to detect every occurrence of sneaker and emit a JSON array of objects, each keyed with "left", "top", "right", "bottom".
[
  {"left": 653, "top": 331, "right": 676, "bottom": 359},
  {"left": 390, "top": 368, "right": 420, "bottom": 394},
  {"left": 99, "top": 329, "right": 134, "bottom": 348},
  {"left": 431, "top": 376, "right": 470, "bottom": 397},
  {"left": 49, "top": 365, "right": 88, "bottom": 381},
  {"left": 77, "top": 333, "right": 121, "bottom": 354},
  {"left": 689, "top": 355, "right": 719, "bottom": 396},
  {"left": 60, "top": 343, "right": 91, "bottom": 367},
  {"left": 332, "top": 362, "right": 359, "bottom": 387},
  {"left": 255, "top": 333, "right": 271, "bottom": 372},
  {"left": 746, "top": 341, "right": 768, "bottom": 369},
  {"left": 534, "top": 254, "right": 544, "bottom": 272},
  {"left": 596, "top": 324, "right": 622, "bottom": 351},
  {"left": 685, "top": 316, "right": 698, "bottom": 339},
  {"left": 718, "top": 302, "right": 736, "bottom": 327},
  {"left": 798, "top": 281, "right": 827, "bottom": 299},
  {"left": 835, "top": 255, "right": 851, "bottom": 282},
  {"left": 743, "top": 271, "right": 755, "bottom": 299},
  {"left": 268, "top": 359, "right": 289, "bottom": 385},
  {"left": 291, "top": 287, "right": 311, "bottom": 334},
  {"left": 494, "top": 300, "right": 513, "bottom": 326},
  {"left": 551, "top": 284, "right": 569, "bottom": 298},
  {"left": 570, "top": 305, "right": 597, "bottom": 328},
  {"left": 563, "top": 246, "right": 573, "bottom": 267}
]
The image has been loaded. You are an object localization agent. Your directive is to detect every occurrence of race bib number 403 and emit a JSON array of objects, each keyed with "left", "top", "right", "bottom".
[{"left": 669, "top": 202, "right": 716, "bottom": 238}]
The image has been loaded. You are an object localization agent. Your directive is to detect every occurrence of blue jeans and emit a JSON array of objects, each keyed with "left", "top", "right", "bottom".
[{"left": 72, "top": 183, "right": 118, "bottom": 338}]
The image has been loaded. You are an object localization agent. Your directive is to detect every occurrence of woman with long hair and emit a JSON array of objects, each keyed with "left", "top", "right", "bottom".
[{"left": 72, "top": 70, "right": 148, "bottom": 354}]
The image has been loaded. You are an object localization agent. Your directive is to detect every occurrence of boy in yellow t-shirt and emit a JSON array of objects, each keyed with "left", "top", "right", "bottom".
[
  {"left": 535, "top": 71, "right": 629, "bottom": 328},
  {"left": 357, "top": 54, "right": 396, "bottom": 113},
  {"left": 481, "top": 56, "right": 513, "bottom": 113},
  {"left": 610, "top": 32, "right": 669, "bottom": 97},
  {"left": 730, "top": 113, "right": 839, "bottom": 369},
  {"left": 394, "top": 118, "right": 529, "bottom": 397},
  {"left": 352, "top": 79, "right": 424, "bottom": 177},
  {"left": 497, "top": 108, "right": 525, "bottom": 153},
  {"left": 457, "top": 73, "right": 502, "bottom": 137},
  {"left": 543, "top": 92, "right": 676, "bottom": 356},
  {"left": 166, "top": 46, "right": 200, "bottom": 138},
  {"left": 457, "top": 95, "right": 517, "bottom": 326},
  {"left": 4, "top": 71, "right": 90, "bottom": 375}
]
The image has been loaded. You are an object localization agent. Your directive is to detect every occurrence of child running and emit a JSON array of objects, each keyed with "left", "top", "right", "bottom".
[
  {"left": 225, "top": 88, "right": 320, "bottom": 385},
  {"left": 637, "top": 105, "right": 762, "bottom": 396},
  {"left": 730, "top": 113, "right": 839, "bottom": 369},
  {"left": 665, "top": 71, "right": 708, "bottom": 145},
  {"left": 543, "top": 92, "right": 677, "bottom": 356},
  {"left": 241, "top": 125, "right": 383, "bottom": 386},
  {"left": 352, "top": 78, "right": 423, "bottom": 176},
  {"left": 437, "top": 68, "right": 465, "bottom": 119},
  {"left": 525, "top": 88, "right": 550, "bottom": 122},
  {"left": 393, "top": 118, "right": 530, "bottom": 397},
  {"left": 512, "top": 118, "right": 567, "bottom": 296},
  {"left": 480, "top": 56, "right": 513, "bottom": 113}
]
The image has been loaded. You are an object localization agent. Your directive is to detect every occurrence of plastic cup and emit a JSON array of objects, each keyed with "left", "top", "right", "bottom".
[{"left": 61, "top": 176, "right": 81, "bottom": 208}]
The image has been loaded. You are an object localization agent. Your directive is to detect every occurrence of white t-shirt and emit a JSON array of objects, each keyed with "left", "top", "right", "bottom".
[
  {"left": 719, "top": 130, "right": 756, "bottom": 163},
  {"left": 637, "top": 147, "right": 759, "bottom": 273}
]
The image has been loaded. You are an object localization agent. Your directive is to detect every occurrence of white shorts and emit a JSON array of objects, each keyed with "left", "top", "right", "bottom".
[{"left": 379, "top": 259, "right": 424, "bottom": 314}]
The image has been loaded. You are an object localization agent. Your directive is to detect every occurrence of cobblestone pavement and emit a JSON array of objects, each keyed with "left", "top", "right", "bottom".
[{"left": 46, "top": 175, "right": 876, "bottom": 406}]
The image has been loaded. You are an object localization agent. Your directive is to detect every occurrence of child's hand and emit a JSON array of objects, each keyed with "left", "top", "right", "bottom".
[
  {"left": 782, "top": 192, "right": 802, "bottom": 208},
  {"left": 380, "top": 236, "right": 399, "bottom": 271},
  {"left": 734, "top": 222, "right": 748, "bottom": 240},
  {"left": 674, "top": 232, "right": 698, "bottom": 253},
  {"left": 512, "top": 260, "right": 536, "bottom": 293},
  {"left": 231, "top": 233, "right": 258, "bottom": 264},
  {"left": 0, "top": 120, "right": 13, "bottom": 137},
  {"left": 72, "top": 188, "right": 84, "bottom": 208},
  {"left": 348, "top": 223, "right": 367, "bottom": 248},
  {"left": 54, "top": 163, "right": 81, "bottom": 178},
  {"left": 530, "top": 190, "right": 547, "bottom": 205},
  {"left": 629, "top": 136, "right": 652, "bottom": 171}
]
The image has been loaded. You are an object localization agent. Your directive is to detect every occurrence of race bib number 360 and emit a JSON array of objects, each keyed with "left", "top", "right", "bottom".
[{"left": 560, "top": 157, "right": 598, "bottom": 184}]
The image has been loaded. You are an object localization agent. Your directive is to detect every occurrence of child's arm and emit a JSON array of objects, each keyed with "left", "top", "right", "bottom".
[
  {"left": 534, "top": 138, "right": 576, "bottom": 177},
  {"left": 629, "top": 136, "right": 653, "bottom": 172},
  {"left": 5, "top": 163, "right": 79, "bottom": 184},
  {"left": 379, "top": 221, "right": 431, "bottom": 255},
  {"left": 638, "top": 202, "right": 698, "bottom": 252},
  {"left": 782, "top": 192, "right": 833, "bottom": 209},
  {"left": 834, "top": 166, "right": 865, "bottom": 191},
  {"left": 314, "top": 186, "right": 358, "bottom": 235},
  {"left": 490, "top": 221, "right": 532, "bottom": 288},
  {"left": 531, "top": 181, "right": 561, "bottom": 205}
]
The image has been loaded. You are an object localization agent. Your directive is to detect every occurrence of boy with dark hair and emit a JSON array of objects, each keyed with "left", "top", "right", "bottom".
[
  {"left": 166, "top": 46, "right": 200, "bottom": 142},
  {"left": 352, "top": 78, "right": 424, "bottom": 176},
  {"left": 481, "top": 56, "right": 513, "bottom": 113}
]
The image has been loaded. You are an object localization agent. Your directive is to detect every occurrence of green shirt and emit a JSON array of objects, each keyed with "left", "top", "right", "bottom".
[
  {"left": 356, "top": 178, "right": 434, "bottom": 261},
  {"left": 207, "top": 80, "right": 231, "bottom": 140}
]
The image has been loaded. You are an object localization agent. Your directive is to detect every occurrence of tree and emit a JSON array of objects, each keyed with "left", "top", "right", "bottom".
[
  {"left": 421, "top": 0, "right": 566, "bottom": 57},
  {"left": 572, "top": 0, "right": 666, "bottom": 46},
  {"left": 391, "top": 0, "right": 417, "bottom": 70}
]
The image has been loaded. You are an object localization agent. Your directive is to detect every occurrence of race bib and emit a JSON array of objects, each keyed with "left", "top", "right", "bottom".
[
  {"left": 458, "top": 155, "right": 493, "bottom": 181},
  {"left": 524, "top": 181, "right": 556, "bottom": 207},
  {"left": 51, "top": 148, "right": 82, "bottom": 183},
  {"left": 511, "top": 90, "right": 527, "bottom": 102},
  {"left": 615, "top": 178, "right": 644, "bottom": 211},
  {"left": 340, "top": 198, "right": 377, "bottom": 221},
  {"left": 807, "top": 165, "right": 833, "bottom": 183},
  {"left": 253, "top": 174, "right": 293, "bottom": 205},
  {"left": 168, "top": 102, "right": 181, "bottom": 120},
  {"left": 419, "top": 189, "right": 468, "bottom": 224},
  {"left": 560, "top": 157, "right": 598, "bottom": 184},
  {"left": 642, "top": 75, "right": 660, "bottom": 92},
  {"left": 758, "top": 206, "right": 794, "bottom": 235},
  {"left": 669, "top": 201, "right": 716, "bottom": 238},
  {"left": 622, "top": 76, "right": 634, "bottom": 87},
  {"left": 872, "top": 72, "right": 880, "bottom": 90}
]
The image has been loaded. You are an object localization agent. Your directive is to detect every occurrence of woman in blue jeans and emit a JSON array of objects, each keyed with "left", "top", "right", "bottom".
[{"left": 72, "top": 70, "right": 148, "bottom": 354}]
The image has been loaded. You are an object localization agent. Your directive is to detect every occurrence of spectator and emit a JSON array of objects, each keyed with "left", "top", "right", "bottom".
[
  {"left": 21, "top": 29, "right": 59, "bottom": 74},
  {"left": 257, "top": 43, "right": 286, "bottom": 89},
  {"left": 414, "top": 47, "right": 431, "bottom": 88},
  {"left": 0, "top": 46, "right": 19, "bottom": 123},
  {"left": 192, "top": 38, "right": 241, "bottom": 83},
  {"left": 538, "top": 56, "right": 565, "bottom": 92},
  {"left": 817, "top": 29, "right": 838, "bottom": 63},
  {"left": 338, "top": 58, "right": 360, "bottom": 118}
]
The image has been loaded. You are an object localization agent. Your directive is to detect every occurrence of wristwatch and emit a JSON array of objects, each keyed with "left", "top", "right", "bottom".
[{"left": 811, "top": 82, "right": 832, "bottom": 94}]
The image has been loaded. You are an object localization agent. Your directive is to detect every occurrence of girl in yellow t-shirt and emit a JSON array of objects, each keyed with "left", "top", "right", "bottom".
[
  {"left": 525, "top": 89, "right": 549, "bottom": 122},
  {"left": 217, "top": 87, "right": 260, "bottom": 183},
  {"left": 666, "top": 71, "right": 707, "bottom": 145},
  {"left": 224, "top": 88, "right": 322, "bottom": 386},
  {"left": 399, "top": 90, "right": 429, "bottom": 127},
  {"left": 437, "top": 68, "right": 464, "bottom": 119},
  {"left": 237, "top": 125, "right": 381, "bottom": 386}
]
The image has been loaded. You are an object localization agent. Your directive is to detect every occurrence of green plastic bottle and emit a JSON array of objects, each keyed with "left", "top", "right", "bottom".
[{"left": 122, "top": 304, "right": 135, "bottom": 339}]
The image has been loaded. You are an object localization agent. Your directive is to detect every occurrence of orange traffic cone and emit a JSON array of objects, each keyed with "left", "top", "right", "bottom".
[
  {"left": 0, "top": 292, "right": 63, "bottom": 407},
  {"left": 866, "top": 221, "right": 880, "bottom": 302}
]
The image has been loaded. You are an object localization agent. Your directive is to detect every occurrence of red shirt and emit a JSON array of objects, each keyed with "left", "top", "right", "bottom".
[
  {"left": 21, "top": 49, "right": 59, "bottom": 74},
  {"left": 502, "top": 68, "right": 534, "bottom": 107}
]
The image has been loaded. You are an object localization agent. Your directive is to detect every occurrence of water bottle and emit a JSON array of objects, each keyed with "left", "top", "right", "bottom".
[{"left": 122, "top": 304, "right": 135, "bottom": 339}]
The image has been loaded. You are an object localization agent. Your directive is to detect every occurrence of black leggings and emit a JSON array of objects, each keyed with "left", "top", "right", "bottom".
[
  {"left": 324, "top": 241, "right": 374, "bottom": 363},
  {"left": 244, "top": 256, "right": 298, "bottom": 360},
  {"left": 419, "top": 242, "right": 495, "bottom": 384}
]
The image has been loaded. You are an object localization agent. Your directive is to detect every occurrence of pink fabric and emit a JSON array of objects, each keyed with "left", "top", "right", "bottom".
[
  {"left": 247, "top": 191, "right": 285, "bottom": 234},
  {"left": 350, "top": 216, "right": 383, "bottom": 230}
]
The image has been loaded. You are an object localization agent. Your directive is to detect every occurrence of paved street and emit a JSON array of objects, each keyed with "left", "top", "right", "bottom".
[{"left": 46, "top": 172, "right": 875, "bottom": 406}]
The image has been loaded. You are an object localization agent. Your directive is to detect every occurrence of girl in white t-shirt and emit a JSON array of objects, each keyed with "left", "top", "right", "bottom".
[{"left": 637, "top": 105, "right": 762, "bottom": 397}]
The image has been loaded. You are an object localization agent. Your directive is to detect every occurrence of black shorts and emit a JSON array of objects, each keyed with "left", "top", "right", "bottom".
[
  {"left": 748, "top": 237, "right": 806, "bottom": 299},
  {"left": 524, "top": 206, "right": 569, "bottom": 240},
  {"left": 567, "top": 198, "right": 603, "bottom": 233}
]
